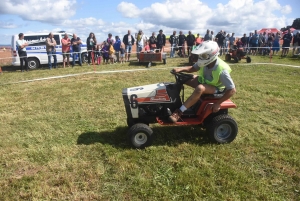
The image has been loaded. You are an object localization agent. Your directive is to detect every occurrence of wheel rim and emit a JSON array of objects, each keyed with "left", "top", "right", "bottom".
[
  {"left": 134, "top": 132, "right": 147, "bottom": 145},
  {"left": 28, "top": 61, "right": 37, "bottom": 69},
  {"left": 216, "top": 123, "right": 232, "bottom": 140}
]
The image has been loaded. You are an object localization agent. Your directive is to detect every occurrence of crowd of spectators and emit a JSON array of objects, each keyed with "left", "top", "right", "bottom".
[
  {"left": 17, "top": 28, "right": 300, "bottom": 71},
  {"left": 66, "top": 28, "right": 300, "bottom": 67}
]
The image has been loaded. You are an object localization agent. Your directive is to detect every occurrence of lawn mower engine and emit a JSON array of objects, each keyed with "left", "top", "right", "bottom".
[{"left": 122, "top": 82, "right": 183, "bottom": 127}]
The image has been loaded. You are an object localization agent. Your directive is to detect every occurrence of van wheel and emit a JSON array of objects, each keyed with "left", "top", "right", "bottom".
[
  {"left": 81, "top": 53, "right": 88, "bottom": 63},
  {"left": 27, "top": 58, "right": 40, "bottom": 69}
]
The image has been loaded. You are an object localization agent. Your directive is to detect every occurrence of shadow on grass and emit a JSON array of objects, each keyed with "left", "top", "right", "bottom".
[{"left": 77, "top": 125, "right": 210, "bottom": 149}]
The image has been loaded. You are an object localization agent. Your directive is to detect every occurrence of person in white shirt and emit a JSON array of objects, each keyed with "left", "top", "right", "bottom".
[
  {"left": 16, "top": 33, "right": 29, "bottom": 72},
  {"left": 135, "top": 30, "right": 146, "bottom": 60}
]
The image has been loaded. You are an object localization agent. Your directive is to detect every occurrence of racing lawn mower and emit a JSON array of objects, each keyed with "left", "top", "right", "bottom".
[
  {"left": 122, "top": 70, "right": 238, "bottom": 149},
  {"left": 225, "top": 45, "right": 251, "bottom": 63}
]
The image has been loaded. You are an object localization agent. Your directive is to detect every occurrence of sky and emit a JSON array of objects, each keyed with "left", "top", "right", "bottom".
[{"left": 0, "top": 0, "right": 298, "bottom": 44}]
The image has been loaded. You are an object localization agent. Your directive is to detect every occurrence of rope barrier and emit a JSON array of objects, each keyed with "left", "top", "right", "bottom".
[
  {"left": 0, "top": 62, "right": 299, "bottom": 86},
  {"left": 1, "top": 45, "right": 299, "bottom": 60}
]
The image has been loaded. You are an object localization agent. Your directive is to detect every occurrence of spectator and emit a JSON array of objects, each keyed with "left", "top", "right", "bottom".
[
  {"left": 258, "top": 33, "right": 266, "bottom": 54},
  {"left": 248, "top": 32, "right": 253, "bottom": 52},
  {"left": 120, "top": 44, "right": 125, "bottom": 63},
  {"left": 107, "top": 33, "right": 115, "bottom": 45},
  {"left": 281, "top": 29, "right": 293, "bottom": 57},
  {"left": 169, "top": 31, "right": 179, "bottom": 58},
  {"left": 136, "top": 30, "right": 147, "bottom": 60},
  {"left": 216, "top": 30, "right": 225, "bottom": 55},
  {"left": 16, "top": 33, "right": 28, "bottom": 72},
  {"left": 186, "top": 30, "right": 196, "bottom": 56},
  {"left": 95, "top": 45, "right": 102, "bottom": 65},
  {"left": 86, "top": 32, "right": 97, "bottom": 65},
  {"left": 61, "top": 33, "right": 71, "bottom": 68},
  {"left": 113, "top": 36, "right": 121, "bottom": 63},
  {"left": 71, "top": 33, "right": 82, "bottom": 67},
  {"left": 122, "top": 30, "right": 135, "bottom": 62},
  {"left": 292, "top": 32, "right": 300, "bottom": 56},
  {"left": 156, "top": 29, "right": 166, "bottom": 52},
  {"left": 236, "top": 38, "right": 243, "bottom": 48},
  {"left": 178, "top": 31, "right": 186, "bottom": 57},
  {"left": 144, "top": 41, "right": 150, "bottom": 52},
  {"left": 195, "top": 33, "right": 202, "bottom": 45},
  {"left": 46, "top": 32, "right": 57, "bottom": 69},
  {"left": 229, "top": 33, "right": 235, "bottom": 49},
  {"left": 101, "top": 41, "right": 109, "bottom": 64},
  {"left": 224, "top": 33, "right": 230, "bottom": 54},
  {"left": 108, "top": 42, "right": 115, "bottom": 64},
  {"left": 267, "top": 33, "right": 273, "bottom": 56},
  {"left": 241, "top": 33, "right": 247, "bottom": 51},
  {"left": 272, "top": 32, "right": 281, "bottom": 55},
  {"left": 211, "top": 30, "right": 215, "bottom": 41},
  {"left": 204, "top": 29, "right": 212, "bottom": 41},
  {"left": 251, "top": 30, "right": 259, "bottom": 55},
  {"left": 149, "top": 32, "right": 157, "bottom": 51}
]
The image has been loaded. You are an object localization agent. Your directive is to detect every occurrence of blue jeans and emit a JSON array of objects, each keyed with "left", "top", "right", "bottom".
[
  {"left": 72, "top": 52, "right": 82, "bottom": 66},
  {"left": 170, "top": 43, "right": 176, "bottom": 58},
  {"left": 47, "top": 51, "right": 57, "bottom": 69}
]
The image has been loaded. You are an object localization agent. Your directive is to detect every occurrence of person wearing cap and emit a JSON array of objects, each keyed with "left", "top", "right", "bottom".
[
  {"left": 169, "top": 41, "right": 236, "bottom": 123},
  {"left": 156, "top": 29, "right": 166, "bottom": 52},
  {"left": 16, "top": 33, "right": 29, "bottom": 72}
]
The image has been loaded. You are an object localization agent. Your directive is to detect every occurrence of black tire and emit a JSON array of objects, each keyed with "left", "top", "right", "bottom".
[
  {"left": 163, "top": 58, "right": 166, "bottom": 64},
  {"left": 206, "top": 114, "right": 238, "bottom": 143},
  {"left": 234, "top": 56, "right": 239, "bottom": 63},
  {"left": 27, "top": 57, "right": 40, "bottom": 69},
  {"left": 246, "top": 56, "right": 251, "bottom": 63},
  {"left": 225, "top": 54, "right": 231, "bottom": 61},
  {"left": 127, "top": 123, "right": 153, "bottom": 149},
  {"left": 81, "top": 53, "right": 88, "bottom": 63}
]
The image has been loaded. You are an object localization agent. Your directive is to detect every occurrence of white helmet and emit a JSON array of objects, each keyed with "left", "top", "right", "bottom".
[{"left": 192, "top": 41, "right": 219, "bottom": 67}]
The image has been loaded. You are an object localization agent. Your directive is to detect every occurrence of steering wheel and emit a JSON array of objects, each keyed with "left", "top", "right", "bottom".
[{"left": 170, "top": 70, "right": 194, "bottom": 84}]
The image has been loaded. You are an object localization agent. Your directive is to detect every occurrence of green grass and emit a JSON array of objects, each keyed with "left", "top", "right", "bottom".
[{"left": 0, "top": 54, "right": 299, "bottom": 200}]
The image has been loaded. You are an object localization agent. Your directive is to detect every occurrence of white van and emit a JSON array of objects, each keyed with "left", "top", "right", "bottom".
[{"left": 11, "top": 32, "right": 88, "bottom": 69}]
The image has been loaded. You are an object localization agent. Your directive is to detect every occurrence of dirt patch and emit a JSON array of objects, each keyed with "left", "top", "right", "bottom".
[{"left": 0, "top": 50, "right": 12, "bottom": 67}]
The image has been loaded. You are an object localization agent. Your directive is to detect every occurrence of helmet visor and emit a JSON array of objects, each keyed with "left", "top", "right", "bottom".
[{"left": 198, "top": 53, "right": 210, "bottom": 60}]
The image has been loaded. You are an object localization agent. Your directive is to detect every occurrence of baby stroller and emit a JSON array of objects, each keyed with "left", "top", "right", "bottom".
[{"left": 225, "top": 45, "right": 251, "bottom": 63}]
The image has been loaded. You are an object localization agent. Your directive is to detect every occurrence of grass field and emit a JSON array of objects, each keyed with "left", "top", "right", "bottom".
[{"left": 0, "top": 54, "right": 299, "bottom": 200}]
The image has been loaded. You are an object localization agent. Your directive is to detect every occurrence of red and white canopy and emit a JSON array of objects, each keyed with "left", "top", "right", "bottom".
[{"left": 257, "top": 28, "right": 280, "bottom": 34}]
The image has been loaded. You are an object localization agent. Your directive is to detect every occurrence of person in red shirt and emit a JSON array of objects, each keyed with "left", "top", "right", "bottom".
[{"left": 61, "top": 33, "right": 71, "bottom": 68}]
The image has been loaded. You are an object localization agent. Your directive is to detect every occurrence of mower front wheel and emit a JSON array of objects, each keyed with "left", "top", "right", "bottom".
[
  {"left": 206, "top": 114, "right": 238, "bottom": 143},
  {"left": 127, "top": 123, "right": 153, "bottom": 149}
]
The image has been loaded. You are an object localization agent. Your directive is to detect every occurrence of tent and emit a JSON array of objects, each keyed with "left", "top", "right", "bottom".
[
  {"left": 282, "top": 27, "right": 296, "bottom": 34},
  {"left": 258, "top": 28, "right": 280, "bottom": 34}
]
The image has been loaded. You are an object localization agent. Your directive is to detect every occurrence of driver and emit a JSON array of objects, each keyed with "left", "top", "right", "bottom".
[{"left": 169, "top": 41, "right": 236, "bottom": 123}]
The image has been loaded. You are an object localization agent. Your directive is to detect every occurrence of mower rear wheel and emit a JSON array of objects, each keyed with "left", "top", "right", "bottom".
[
  {"left": 225, "top": 54, "right": 231, "bottom": 61},
  {"left": 234, "top": 56, "right": 239, "bottom": 63},
  {"left": 206, "top": 114, "right": 238, "bottom": 143},
  {"left": 246, "top": 56, "right": 251, "bottom": 63},
  {"left": 127, "top": 123, "right": 153, "bottom": 149}
]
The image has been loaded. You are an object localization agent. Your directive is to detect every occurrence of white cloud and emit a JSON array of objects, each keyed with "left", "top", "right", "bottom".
[
  {"left": 0, "top": 0, "right": 77, "bottom": 23},
  {"left": 281, "top": 5, "right": 292, "bottom": 14},
  {"left": 116, "top": 0, "right": 293, "bottom": 37},
  {"left": 0, "top": 20, "right": 17, "bottom": 29},
  {"left": 117, "top": 2, "right": 140, "bottom": 18}
]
